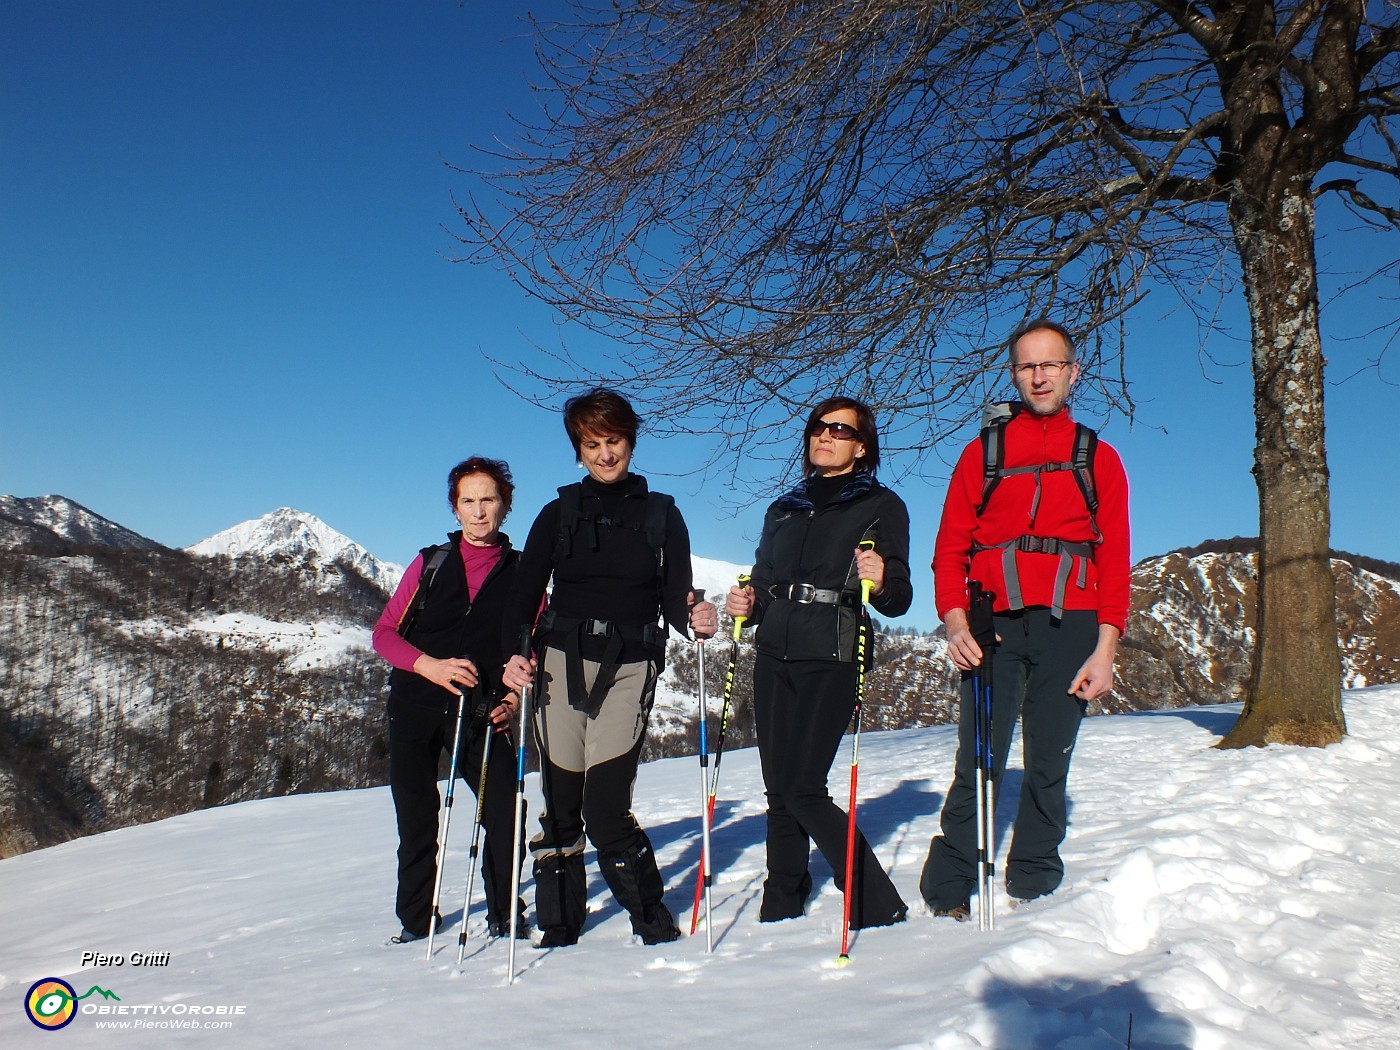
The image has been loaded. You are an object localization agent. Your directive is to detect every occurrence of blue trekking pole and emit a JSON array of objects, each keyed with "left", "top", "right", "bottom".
[
  {"left": 506, "top": 628, "right": 538, "bottom": 985},
  {"left": 968, "top": 581, "right": 998, "bottom": 931}
]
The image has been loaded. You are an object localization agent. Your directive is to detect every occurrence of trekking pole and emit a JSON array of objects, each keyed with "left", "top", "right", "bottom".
[
  {"left": 506, "top": 629, "right": 537, "bottom": 986},
  {"left": 837, "top": 541, "right": 876, "bottom": 967},
  {"left": 690, "top": 573, "right": 750, "bottom": 936},
  {"left": 455, "top": 718, "right": 494, "bottom": 964},
  {"left": 689, "top": 590, "right": 715, "bottom": 951},
  {"left": 967, "top": 581, "right": 998, "bottom": 931},
  {"left": 425, "top": 687, "right": 469, "bottom": 961}
]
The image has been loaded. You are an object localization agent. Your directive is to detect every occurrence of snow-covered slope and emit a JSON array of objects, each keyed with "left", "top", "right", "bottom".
[
  {"left": 0, "top": 494, "right": 165, "bottom": 552},
  {"left": 3, "top": 688, "right": 1398, "bottom": 1049},
  {"left": 186, "top": 507, "right": 402, "bottom": 594}
]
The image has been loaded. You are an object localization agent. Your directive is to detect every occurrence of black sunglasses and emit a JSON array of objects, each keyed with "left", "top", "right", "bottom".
[{"left": 810, "top": 419, "right": 860, "bottom": 440}]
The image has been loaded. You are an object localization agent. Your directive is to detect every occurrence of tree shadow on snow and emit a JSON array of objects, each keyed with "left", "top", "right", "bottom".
[
  {"left": 1132, "top": 706, "right": 1240, "bottom": 735},
  {"left": 979, "top": 975, "right": 1193, "bottom": 1050}
]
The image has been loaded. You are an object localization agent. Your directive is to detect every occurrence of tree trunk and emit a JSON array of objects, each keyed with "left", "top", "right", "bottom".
[{"left": 1219, "top": 182, "right": 1345, "bottom": 748}]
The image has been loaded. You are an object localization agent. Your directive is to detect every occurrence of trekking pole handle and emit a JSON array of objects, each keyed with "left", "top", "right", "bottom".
[
  {"left": 857, "top": 539, "right": 876, "bottom": 605},
  {"left": 732, "top": 573, "right": 751, "bottom": 639}
]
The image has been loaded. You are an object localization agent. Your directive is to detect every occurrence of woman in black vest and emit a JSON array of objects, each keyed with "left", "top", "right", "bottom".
[
  {"left": 502, "top": 388, "right": 718, "bottom": 948},
  {"left": 371, "top": 456, "right": 525, "bottom": 943},
  {"left": 725, "top": 397, "right": 911, "bottom": 930}
]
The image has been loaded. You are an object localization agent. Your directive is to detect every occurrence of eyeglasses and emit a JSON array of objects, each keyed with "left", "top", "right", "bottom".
[
  {"left": 1011, "top": 360, "right": 1073, "bottom": 378},
  {"left": 810, "top": 420, "right": 860, "bottom": 440}
]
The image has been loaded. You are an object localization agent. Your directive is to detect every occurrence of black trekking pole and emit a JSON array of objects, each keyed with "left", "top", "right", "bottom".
[
  {"left": 424, "top": 687, "right": 469, "bottom": 961},
  {"left": 455, "top": 712, "right": 494, "bottom": 964},
  {"left": 689, "top": 573, "right": 750, "bottom": 936},
  {"left": 967, "top": 581, "right": 998, "bottom": 931},
  {"left": 506, "top": 628, "right": 538, "bottom": 986},
  {"left": 837, "top": 541, "right": 876, "bottom": 967}
]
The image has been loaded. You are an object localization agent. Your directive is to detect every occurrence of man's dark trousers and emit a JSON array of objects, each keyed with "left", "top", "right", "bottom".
[{"left": 921, "top": 608, "right": 1097, "bottom": 909}]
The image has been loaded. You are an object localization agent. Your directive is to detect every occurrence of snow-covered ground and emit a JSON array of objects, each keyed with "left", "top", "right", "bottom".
[{"left": 4, "top": 688, "right": 1399, "bottom": 1049}]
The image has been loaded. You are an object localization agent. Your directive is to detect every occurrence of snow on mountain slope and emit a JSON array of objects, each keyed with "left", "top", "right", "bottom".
[
  {"left": 186, "top": 507, "right": 403, "bottom": 594},
  {"left": 0, "top": 494, "right": 166, "bottom": 552}
]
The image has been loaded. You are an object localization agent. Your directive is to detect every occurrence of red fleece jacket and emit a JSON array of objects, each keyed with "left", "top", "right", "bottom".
[{"left": 932, "top": 407, "right": 1131, "bottom": 634}]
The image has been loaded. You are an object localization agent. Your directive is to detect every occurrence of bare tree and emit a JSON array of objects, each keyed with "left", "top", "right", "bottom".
[{"left": 459, "top": 1, "right": 1400, "bottom": 747}]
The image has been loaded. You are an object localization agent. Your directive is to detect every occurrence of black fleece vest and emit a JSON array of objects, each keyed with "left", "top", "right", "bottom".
[{"left": 388, "top": 533, "right": 518, "bottom": 713}]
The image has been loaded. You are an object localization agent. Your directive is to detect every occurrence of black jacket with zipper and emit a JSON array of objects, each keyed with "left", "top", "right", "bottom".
[
  {"left": 747, "top": 473, "right": 912, "bottom": 663},
  {"left": 389, "top": 531, "right": 519, "bottom": 714}
]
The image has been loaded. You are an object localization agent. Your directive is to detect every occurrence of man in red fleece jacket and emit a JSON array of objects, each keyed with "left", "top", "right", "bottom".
[{"left": 920, "top": 318, "right": 1130, "bottom": 917}]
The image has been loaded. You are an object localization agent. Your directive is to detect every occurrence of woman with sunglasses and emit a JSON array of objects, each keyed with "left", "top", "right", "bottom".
[{"left": 725, "top": 396, "right": 911, "bottom": 929}]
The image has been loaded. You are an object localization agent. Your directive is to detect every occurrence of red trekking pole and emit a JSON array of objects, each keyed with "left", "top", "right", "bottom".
[{"left": 836, "top": 542, "right": 876, "bottom": 966}]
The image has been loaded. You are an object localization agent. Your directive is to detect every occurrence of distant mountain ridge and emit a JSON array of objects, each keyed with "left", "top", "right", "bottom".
[
  {"left": 0, "top": 494, "right": 167, "bottom": 553},
  {"left": 185, "top": 507, "right": 404, "bottom": 594}
]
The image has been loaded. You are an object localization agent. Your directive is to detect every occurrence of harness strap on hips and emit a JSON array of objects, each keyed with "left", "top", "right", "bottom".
[
  {"left": 540, "top": 611, "right": 665, "bottom": 716},
  {"left": 976, "top": 535, "right": 1096, "bottom": 621}
]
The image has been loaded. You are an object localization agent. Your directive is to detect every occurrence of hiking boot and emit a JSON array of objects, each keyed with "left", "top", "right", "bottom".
[
  {"left": 932, "top": 902, "right": 971, "bottom": 923},
  {"left": 487, "top": 918, "right": 532, "bottom": 940},
  {"left": 536, "top": 926, "right": 580, "bottom": 949},
  {"left": 758, "top": 871, "right": 813, "bottom": 923},
  {"left": 486, "top": 897, "right": 530, "bottom": 940},
  {"left": 633, "top": 903, "right": 681, "bottom": 945},
  {"left": 533, "top": 852, "right": 587, "bottom": 935},
  {"left": 390, "top": 909, "right": 443, "bottom": 943},
  {"left": 597, "top": 838, "right": 679, "bottom": 945},
  {"left": 851, "top": 904, "right": 908, "bottom": 931}
]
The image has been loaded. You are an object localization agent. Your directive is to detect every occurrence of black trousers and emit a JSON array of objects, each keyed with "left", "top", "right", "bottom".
[
  {"left": 753, "top": 654, "right": 906, "bottom": 928},
  {"left": 388, "top": 698, "right": 519, "bottom": 936},
  {"left": 921, "top": 608, "right": 1096, "bottom": 910}
]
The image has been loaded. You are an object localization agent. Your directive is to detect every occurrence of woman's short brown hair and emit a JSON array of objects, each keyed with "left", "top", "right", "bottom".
[
  {"left": 447, "top": 456, "right": 514, "bottom": 517},
  {"left": 563, "top": 387, "right": 641, "bottom": 458}
]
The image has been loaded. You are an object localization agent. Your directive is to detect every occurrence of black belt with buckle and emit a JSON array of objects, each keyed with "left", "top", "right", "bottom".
[{"left": 769, "top": 582, "right": 856, "bottom": 606}]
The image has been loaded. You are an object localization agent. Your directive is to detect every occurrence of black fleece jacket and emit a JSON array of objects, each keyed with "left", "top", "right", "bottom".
[
  {"left": 501, "top": 473, "right": 696, "bottom": 664},
  {"left": 746, "top": 472, "right": 912, "bottom": 663}
]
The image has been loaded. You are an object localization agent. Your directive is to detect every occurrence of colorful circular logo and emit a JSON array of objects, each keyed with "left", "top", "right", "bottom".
[{"left": 25, "top": 978, "right": 78, "bottom": 1031}]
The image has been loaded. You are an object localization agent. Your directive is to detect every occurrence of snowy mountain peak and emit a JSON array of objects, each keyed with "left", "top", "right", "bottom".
[
  {"left": 0, "top": 494, "right": 165, "bottom": 552},
  {"left": 187, "top": 508, "right": 402, "bottom": 593}
]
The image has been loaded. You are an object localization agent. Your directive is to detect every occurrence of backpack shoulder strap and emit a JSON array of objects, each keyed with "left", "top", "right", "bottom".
[
  {"left": 397, "top": 541, "right": 453, "bottom": 637},
  {"left": 553, "top": 483, "right": 583, "bottom": 566},
  {"left": 1071, "top": 423, "right": 1099, "bottom": 516},
  {"left": 976, "top": 403, "right": 1018, "bottom": 515},
  {"left": 643, "top": 491, "right": 674, "bottom": 586}
]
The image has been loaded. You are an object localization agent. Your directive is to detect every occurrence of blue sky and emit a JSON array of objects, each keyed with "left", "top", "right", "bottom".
[{"left": 3, "top": 1, "right": 1397, "bottom": 629}]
